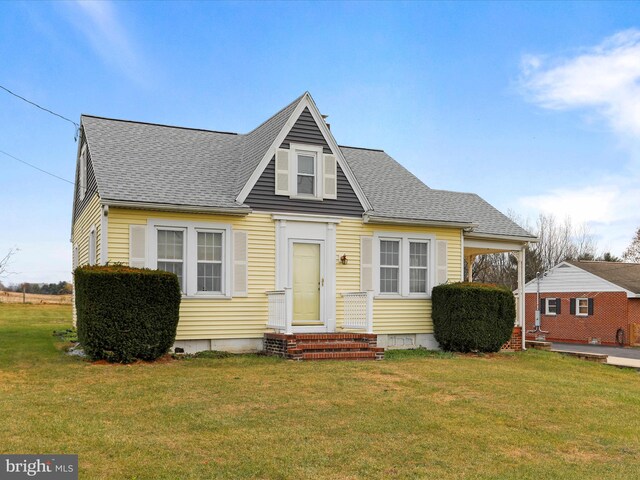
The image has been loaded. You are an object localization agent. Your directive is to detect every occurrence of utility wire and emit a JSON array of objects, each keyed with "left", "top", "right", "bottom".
[
  {"left": 0, "top": 84, "right": 79, "bottom": 140},
  {"left": 0, "top": 149, "right": 74, "bottom": 185}
]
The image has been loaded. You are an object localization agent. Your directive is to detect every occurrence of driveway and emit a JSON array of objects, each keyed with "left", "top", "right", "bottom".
[{"left": 552, "top": 342, "right": 640, "bottom": 360}]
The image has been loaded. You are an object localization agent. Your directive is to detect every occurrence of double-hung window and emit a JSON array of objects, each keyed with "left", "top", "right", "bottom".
[
  {"left": 157, "top": 229, "right": 185, "bottom": 291},
  {"left": 296, "top": 152, "right": 316, "bottom": 196},
  {"left": 197, "top": 231, "right": 223, "bottom": 293},
  {"left": 376, "top": 233, "right": 434, "bottom": 297},
  {"left": 576, "top": 298, "right": 589, "bottom": 316},
  {"left": 380, "top": 240, "right": 400, "bottom": 293},
  {"left": 545, "top": 297, "right": 558, "bottom": 315},
  {"left": 152, "top": 220, "right": 231, "bottom": 297},
  {"left": 409, "top": 241, "right": 428, "bottom": 293}
]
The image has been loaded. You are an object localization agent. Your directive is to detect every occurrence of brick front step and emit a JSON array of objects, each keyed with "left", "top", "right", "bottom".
[
  {"left": 302, "top": 351, "right": 378, "bottom": 360},
  {"left": 296, "top": 342, "right": 371, "bottom": 350},
  {"left": 264, "top": 332, "right": 384, "bottom": 361}
]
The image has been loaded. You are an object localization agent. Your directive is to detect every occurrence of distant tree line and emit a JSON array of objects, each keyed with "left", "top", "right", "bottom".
[
  {"left": 471, "top": 213, "right": 623, "bottom": 291},
  {"left": 1, "top": 281, "right": 72, "bottom": 295}
]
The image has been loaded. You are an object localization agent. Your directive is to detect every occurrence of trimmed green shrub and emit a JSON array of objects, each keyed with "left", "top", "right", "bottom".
[
  {"left": 74, "top": 265, "right": 181, "bottom": 363},
  {"left": 432, "top": 282, "right": 515, "bottom": 353}
]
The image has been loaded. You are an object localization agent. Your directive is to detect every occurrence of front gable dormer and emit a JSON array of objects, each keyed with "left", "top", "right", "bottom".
[{"left": 236, "top": 93, "right": 371, "bottom": 215}]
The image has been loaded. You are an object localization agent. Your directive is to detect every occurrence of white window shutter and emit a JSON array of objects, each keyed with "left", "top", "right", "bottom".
[
  {"left": 323, "top": 154, "right": 337, "bottom": 199},
  {"left": 129, "top": 225, "right": 147, "bottom": 268},
  {"left": 72, "top": 244, "right": 79, "bottom": 270},
  {"left": 436, "top": 240, "right": 448, "bottom": 285},
  {"left": 275, "top": 149, "right": 290, "bottom": 196},
  {"left": 88, "top": 226, "right": 96, "bottom": 266},
  {"left": 361, "top": 236, "right": 373, "bottom": 292},
  {"left": 233, "top": 230, "right": 248, "bottom": 297}
]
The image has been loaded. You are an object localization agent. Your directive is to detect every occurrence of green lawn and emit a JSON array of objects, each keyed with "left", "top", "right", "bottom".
[{"left": 2, "top": 304, "right": 640, "bottom": 479}]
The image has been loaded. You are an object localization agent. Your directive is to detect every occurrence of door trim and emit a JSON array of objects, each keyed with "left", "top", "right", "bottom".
[{"left": 275, "top": 218, "right": 336, "bottom": 333}]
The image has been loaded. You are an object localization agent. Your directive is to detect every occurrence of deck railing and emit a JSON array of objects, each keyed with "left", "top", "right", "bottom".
[
  {"left": 342, "top": 291, "right": 374, "bottom": 333},
  {"left": 266, "top": 288, "right": 292, "bottom": 334}
]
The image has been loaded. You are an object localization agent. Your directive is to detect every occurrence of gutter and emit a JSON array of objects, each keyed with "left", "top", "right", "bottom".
[
  {"left": 102, "top": 199, "right": 252, "bottom": 216},
  {"left": 363, "top": 213, "right": 477, "bottom": 229},
  {"left": 464, "top": 231, "right": 539, "bottom": 243}
]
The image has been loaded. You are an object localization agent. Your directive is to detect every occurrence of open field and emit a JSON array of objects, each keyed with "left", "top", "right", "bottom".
[
  {"left": 0, "top": 291, "right": 72, "bottom": 304},
  {"left": 1, "top": 303, "right": 640, "bottom": 479}
]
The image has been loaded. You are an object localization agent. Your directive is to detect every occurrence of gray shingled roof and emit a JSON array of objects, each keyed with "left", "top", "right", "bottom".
[
  {"left": 82, "top": 95, "right": 305, "bottom": 210},
  {"left": 235, "top": 94, "right": 304, "bottom": 192},
  {"left": 83, "top": 117, "right": 245, "bottom": 209},
  {"left": 567, "top": 261, "right": 640, "bottom": 294},
  {"left": 81, "top": 95, "right": 534, "bottom": 240},
  {"left": 341, "top": 146, "right": 534, "bottom": 238}
]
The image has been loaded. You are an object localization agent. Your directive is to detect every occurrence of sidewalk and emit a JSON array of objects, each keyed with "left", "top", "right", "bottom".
[{"left": 606, "top": 356, "right": 640, "bottom": 369}]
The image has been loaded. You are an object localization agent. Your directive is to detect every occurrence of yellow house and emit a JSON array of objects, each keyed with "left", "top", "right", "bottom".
[{"left": 71, "top": 92, "right": 535, "bottom": 357}]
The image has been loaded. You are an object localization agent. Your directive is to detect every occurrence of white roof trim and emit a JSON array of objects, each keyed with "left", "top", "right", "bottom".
[
  {"left": 363, "top": 213, "right": 476, "bottom": 229},
  {"left": 103, "top": 199, "right": 251, "bottom": 215},
  {"left": 235, "top": 93, "right": 372, "bottom": 212},
  {"left": 464, "top": 231, "right": 538, "bottom": 243}
]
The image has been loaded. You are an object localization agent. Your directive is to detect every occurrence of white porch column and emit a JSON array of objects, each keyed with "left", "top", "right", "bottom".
[
  {"left": 466, "top": 255, "right": 475, "bottom": 282},
  {"left": 517, "top": 246, "right": 526, "bottom": 350}
]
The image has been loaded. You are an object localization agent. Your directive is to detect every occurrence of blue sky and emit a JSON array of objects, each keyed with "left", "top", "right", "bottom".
[{"left": 2, "top": 1, "right": 640, "bottom": 284}]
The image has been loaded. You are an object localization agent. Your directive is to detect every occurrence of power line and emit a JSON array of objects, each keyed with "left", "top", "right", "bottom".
[
  {"left": 0, "top": 149, "right": 74, "bottom": 185},
  {"left": 0, "top": 84, "right": 79, "bottom": 139}
]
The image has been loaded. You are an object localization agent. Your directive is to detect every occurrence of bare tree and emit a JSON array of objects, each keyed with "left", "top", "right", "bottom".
[
  {"left": 622, "top": 228, "right": 640, "bottom": 262},
  {"left": 471, "top": 213, "right": 599, "bottom": 289},
  {"left": 0, "top": 248, "right": 18, "bottom": 278}
]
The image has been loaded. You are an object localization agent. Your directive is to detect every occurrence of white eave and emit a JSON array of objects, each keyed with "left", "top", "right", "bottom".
[
  {"left": 363, "top": 213, "right": 477, "bottom": 229},
  {"left": 464, "top": 231, "right": 539, "bottom": 243},
  {"left": 102, "top": 199, "right": 252, "bottom": 216}
]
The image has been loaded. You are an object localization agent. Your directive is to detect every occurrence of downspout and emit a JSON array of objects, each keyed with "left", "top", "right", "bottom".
[{"left": 520, "top": 246, "right": 526, "bottom": 351}]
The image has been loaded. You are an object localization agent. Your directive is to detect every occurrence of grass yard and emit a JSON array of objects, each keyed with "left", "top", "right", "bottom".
[{"left": 1, "top": 304, "right": 640, "bottom": 479}]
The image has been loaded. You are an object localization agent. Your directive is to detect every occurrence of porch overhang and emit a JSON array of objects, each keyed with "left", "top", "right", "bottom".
[{"left": 463, "top": 232, "right": 538, "bottom": 351}]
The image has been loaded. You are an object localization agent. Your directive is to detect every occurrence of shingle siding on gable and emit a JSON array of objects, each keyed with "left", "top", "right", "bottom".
[
  {"left": 245, "top": 158, "right": 364, "bottom": 217},
  {"left": 72, "top": 133, "right": 99, "bottom": 223},
  {"left": 280, "top": 107, "right": 332, "bottom": 154}
]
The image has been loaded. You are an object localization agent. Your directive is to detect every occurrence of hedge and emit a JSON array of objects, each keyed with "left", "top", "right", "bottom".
[
  {"left": 74, "top": 265, "right": 181, "bottom": 363},
  {"left": 432, "top": 282, "right": 515, "bottom": 353}
]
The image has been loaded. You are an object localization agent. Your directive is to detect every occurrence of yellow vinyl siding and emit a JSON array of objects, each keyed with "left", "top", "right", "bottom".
[
  {"left": 71, "top": 193, "right": 103, "bottom": 324},
  {"left": 71, "top": 193, "right": 102, "bottom": 267},
  {"left": 107, "top": 208, "right": 463, "bottom": 339},
  {"left": 108, "top": 209, "right": 275, "bottom": 340},
  {"left": 335, "top": 218, "right": 462, "bottom": 334}
]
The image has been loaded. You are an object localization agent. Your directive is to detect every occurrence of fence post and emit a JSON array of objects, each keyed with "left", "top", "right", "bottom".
[
  {"left": 366, "top": 290, "right": 374, "bottom": 333},
  {"left": 284, "top": 287, "right": 293, "bottom": 335}
]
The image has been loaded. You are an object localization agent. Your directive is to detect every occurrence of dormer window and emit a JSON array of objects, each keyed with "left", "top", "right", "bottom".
[
  {"left": 274, "top": 143, "right": 337, "bottom": 200},
  {"left": 296, "top": 152, "right": 316, "bottom": 196}
]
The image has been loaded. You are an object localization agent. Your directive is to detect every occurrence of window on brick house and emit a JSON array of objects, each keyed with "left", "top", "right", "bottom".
[
  {"left": 545, "top": 298, "right": 559, "bottom": 315},
  {"left": 576, "top": 298, "right": 589, "bottom": 316},
  {"left": 570, "top": 297, "right": 594, "bottom": 316}
]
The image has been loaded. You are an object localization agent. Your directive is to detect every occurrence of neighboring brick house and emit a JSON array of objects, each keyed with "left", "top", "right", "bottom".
[{"left": 524, "top": 261, "right": 640, "bottom": 346}]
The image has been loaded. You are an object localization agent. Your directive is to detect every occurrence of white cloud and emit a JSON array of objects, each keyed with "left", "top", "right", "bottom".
[
  {"left": 517, "top": 30, "right": 640, "bottom": 256},
  {"left": 521, "top": 29, "right": 640, "bottom": 136},
  {"left": 61, "top": 1, "right": 148, "bottom": 85},
  {"left": 518, "top": 176, "right": 640, "bottom": 255}
]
